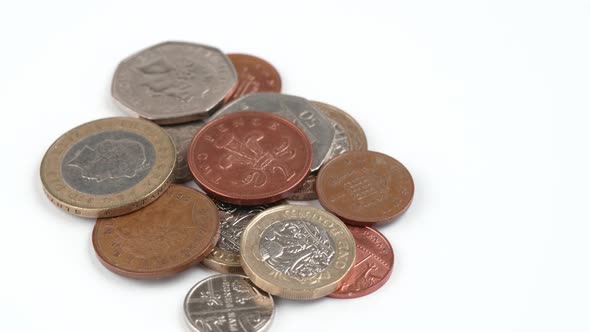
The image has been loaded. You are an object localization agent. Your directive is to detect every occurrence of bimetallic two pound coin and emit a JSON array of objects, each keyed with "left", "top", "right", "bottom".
[
  {"left": 225, "top": 53, "right": 282, "bottom": 103},
  {"left": 316, "top": 151, "right": 414, "bottom": 226},
  {"left": 188, "top": 112, "right": 312, "bottom": 205},
  {"left": 93, "top": 185, "right": 220, "bottom": 279},
  {"left": 112, "top": 41, "right": 238, "bottom": 125},
  {"left": 330, "top": 226, "right": 394, "bottom": 298},
  {"left": 203, "top": 200, "right": 284, "bottom": 273},
  {"left": 184, "top": 274, "right": 274, "bottom": 332},
  {"left": 40, "top": 117, "right": 175, "bottom": 218},
  {"left": 240, "top": 205, "right": 356, "bottom": 300},
  {"left": 288, "top": 101, "right": 368, "bottom": 201}
]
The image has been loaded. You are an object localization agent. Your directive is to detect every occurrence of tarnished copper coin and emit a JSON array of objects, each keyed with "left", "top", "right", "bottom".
[
  {"left": 92, "top": 185, "right": 220, "bottom": 279},
  {"left": 316, "top": 151, "right": 414, "bottom": 226},
  {"left": 225, "top": 53, "right": 281, "bottom": 103},
  {"left": 188, "top": 112, "right": 312, "bottom": 205},
  {"left": 330, "top": 226, "right": 394, "bottom": 298}
]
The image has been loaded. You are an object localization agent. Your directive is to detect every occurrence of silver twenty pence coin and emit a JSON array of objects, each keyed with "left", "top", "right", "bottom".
[
  {"left": 112, "top": 41, "right": 238, "bottom": 125},
  {"left": 184, "top": 274, "right": 274, "bottom": 332},
  {"left": 209, "top": 93, "right": 336, "bottom": 172}
]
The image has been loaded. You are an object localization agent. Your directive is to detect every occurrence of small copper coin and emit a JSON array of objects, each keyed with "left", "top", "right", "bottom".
[
  {"left": 188, "top": 112, "right": 312, "bottom": 205},
  {"left": 224, "top": 53, "right": 281, "bottom": 103},
  {"left": 330, "top": 226, "right": 394, "bottom": 298},
  {"left": 316, "top": 151, "right": 414, "bottom": 226},
  {"left": 92, "top": 185, "right": 220, "bottom": 279}
]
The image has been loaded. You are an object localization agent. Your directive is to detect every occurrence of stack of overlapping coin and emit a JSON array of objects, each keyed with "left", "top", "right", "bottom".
[{"left": 40, "top": 41, "right": 414, "bottom": 331}]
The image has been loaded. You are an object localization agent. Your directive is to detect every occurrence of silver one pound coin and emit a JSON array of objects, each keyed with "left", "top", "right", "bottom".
[
  {"left": 184, "top": 274, "right": 274, "bottom": 332},
  {"left": 112, "top": 41, "right": 237, "bottom": 125},
  {"left": 210, "top": 93, "right": 336, "bottom": 172}
]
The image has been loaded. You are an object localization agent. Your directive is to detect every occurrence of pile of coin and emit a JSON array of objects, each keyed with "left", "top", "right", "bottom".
[{"left": 40, "top": 41, "right": 414, "bottom": 331}]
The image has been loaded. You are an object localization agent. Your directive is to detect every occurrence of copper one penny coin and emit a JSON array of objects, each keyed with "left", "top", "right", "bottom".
[
  {"left": 330, "top": 226, "right": 394, "bottom": 298},
  {"left": 92, "top": 185, "right": 220, "bottom": 279},
  {"left": 316, "top": 151, "right": 414, "bottom": 226},
  {"left": 224, "top": 53, "right": 281, "bottom": 103},
  {"left": 188, "top": 112, "right": 312, "bottom": 205}
]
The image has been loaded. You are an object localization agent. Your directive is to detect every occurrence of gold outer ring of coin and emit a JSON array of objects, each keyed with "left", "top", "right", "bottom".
[
  {"left": 240, "top": 205, "right": 356, "bottom": 300},
  {"left": 40, "top": 117, "right": 176, "bottom": 218}
]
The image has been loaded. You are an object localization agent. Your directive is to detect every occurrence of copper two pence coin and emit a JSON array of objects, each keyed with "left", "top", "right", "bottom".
[
  {"left": 92, "top": 185, "right": 220, "bottom": 279},
  {"left": 188, "top": 112, "right": 312, "bottom": 205},
  {"left": 330, "top": 226, "right": 394, "bottom": 298},
  {"left": 316, "top": 151, "right": 414, "bottom": 226},
  {"left": 224, "top": 54, "right": 281, "bottom": 103}
]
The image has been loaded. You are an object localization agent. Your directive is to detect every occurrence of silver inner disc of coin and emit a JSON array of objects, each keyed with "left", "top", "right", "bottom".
[
  {"left": 209, "top": 93, "right": 336, "bottom": 172},
  {"left": 184, "top": 274, "right": 274, "bottom": 332},
  {"left": 61, "top": 131, "right": 155, "bottom": 195},
  {"left": 259, "top": 220, "right": 336, "bottom": 280}
]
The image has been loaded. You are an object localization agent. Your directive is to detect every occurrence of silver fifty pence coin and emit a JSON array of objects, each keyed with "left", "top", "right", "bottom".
[
  {"left": 208, "top": 93, "right": 336, "bottom": 172},
  {"left": 112, "top": 41, "right": 238, "bottom": 125},
  {"left": 161, "top": 120, "right": 204, "bottom": 183},
  {"left": 184, "top": 274, "right": 274, "bottom": 332}
]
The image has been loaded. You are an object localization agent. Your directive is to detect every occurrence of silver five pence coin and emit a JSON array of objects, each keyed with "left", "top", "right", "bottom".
[
  {"left": 112, "top": 41, "right": 238, "bottom": 125},
  {"left": 184, "top": 274, "right": 274, "bottom": 332},
  {"left": 209, "top": 93, "right": 336, "bottom": 172}
]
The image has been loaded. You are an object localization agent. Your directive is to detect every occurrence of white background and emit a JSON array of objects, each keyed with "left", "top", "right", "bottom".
[{"left": 1, "top": 1, "right": 588, "bottom": 331}]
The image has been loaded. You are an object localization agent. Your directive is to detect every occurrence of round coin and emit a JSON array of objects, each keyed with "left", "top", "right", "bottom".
[
  {"left": 329, "top": 226, "right": 394, "bottom": 298},
  {"left": 188, "top": 112, "right": 312, "bottom": 205},
  {"left": 92, "top": 185, "right": 220, "bottom": 279},
  {"left": 161, "top": 120, "right": 204, "bottom": 183},
  {"left": 184, "top": 274, "right": 274, "bottom": 332},
  {"left": 203, "top": 200, "right": 284, "bottom": 273},
  {"left": 288, "top": 101, "right": 368, "bottom": 201},
  {"left": 40, "top": 117, "right": 175, "bottom": 218},
  {"left": 316, "top": 151, "right": 414, "bottom": 226},
  {"left": 112, "top": 41, "right": 238, "bottom": 125},
  {"left": 240, "top": 205, "right": 356, "bottom": 300},
  {"left": 209, "top": 93, "right": 335, "bottom": 172},
  {"left": 225, "top": 53, "right": 282, "bottom": 103}
]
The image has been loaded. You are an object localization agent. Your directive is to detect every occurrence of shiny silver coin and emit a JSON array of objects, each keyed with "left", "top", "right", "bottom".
[
  {"left": 161, "top": 120, "right": 204, "bottom": 183},
  {"left": 112, "top": 41, "right": 237, "bottom": 125},
  {"left": 184, "top": 274, "right": 274, "bottom": 332},
  {"left": 209, "top": 93, "right": 335, "bottom": 172}
]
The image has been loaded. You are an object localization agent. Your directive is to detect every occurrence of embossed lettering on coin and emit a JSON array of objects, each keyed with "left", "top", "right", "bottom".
[
  {"left": 189, "top": 112, "right": 312, "bottom": 205},
  {"left": 184, "top": 274, "right": 274, "bottom": 332}
]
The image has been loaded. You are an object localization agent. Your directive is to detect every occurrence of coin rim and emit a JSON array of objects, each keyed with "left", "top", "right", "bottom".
[
  {"left": 188, "top": 111, "right": 312, "bottom": 205},
  {"left": 92, "top": 185, "right": 220, "bottom": 279},
  {"left": 183, "top": 274, "right": 275, "bottom": 332},
  {"left": 316, "top": 150, "right": 415, "bottom": 225},
  {"left": 111, "top": 41, "right": 238, "bottom": 125},
  {"left": 40, "top": 117, "right": 176, "bottom": 218},
  {"left": 240, "top": 205, "right": 356, "bottom": 300}
]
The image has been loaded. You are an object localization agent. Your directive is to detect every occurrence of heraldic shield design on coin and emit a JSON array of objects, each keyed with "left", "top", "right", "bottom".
[
  {"left": 112, "top": 41, "right": 238, "bottom": 124},
  {"left": 184, "top": 274, "right": 274, "bottom": 332},
  {"left": 240, "top": 205, "right": 355, "bottom": 300},
  {"left": 188, "top": 112, "right": 312, "bottom": 205}
]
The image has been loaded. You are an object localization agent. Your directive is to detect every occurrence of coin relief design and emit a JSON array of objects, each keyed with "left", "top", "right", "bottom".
[
  {"left": 316, "top": 151, "right": 414, "bottom": 225},
  {"left": 259, "top": 220, "right": 335, "bottom": 280},
  {"left": 225, "top": 54, "right": 282, "bottom": 103},
  {"left": 184, "top": 274, "right": 274, "bottom": 332},
  {"left": 210, "top": 93, "right": 335, "bottom": 172},
  {"left": 93, "top": 185, "right": 219, "bottom": 279},
  {"left": 240, "top": 205, "right": 355, "bottom": 300},
  {"left": 62, "top": 131, "right": 155, "bottom": 195},
  {"left": 330, "top": 226, "right": 394, "bottom": 298},
  {"left": 112, "top": 41, "right": 237, "bottom": 124},
  {"left": 189, "top": 112, "right": 312, "bottom": 205}
]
